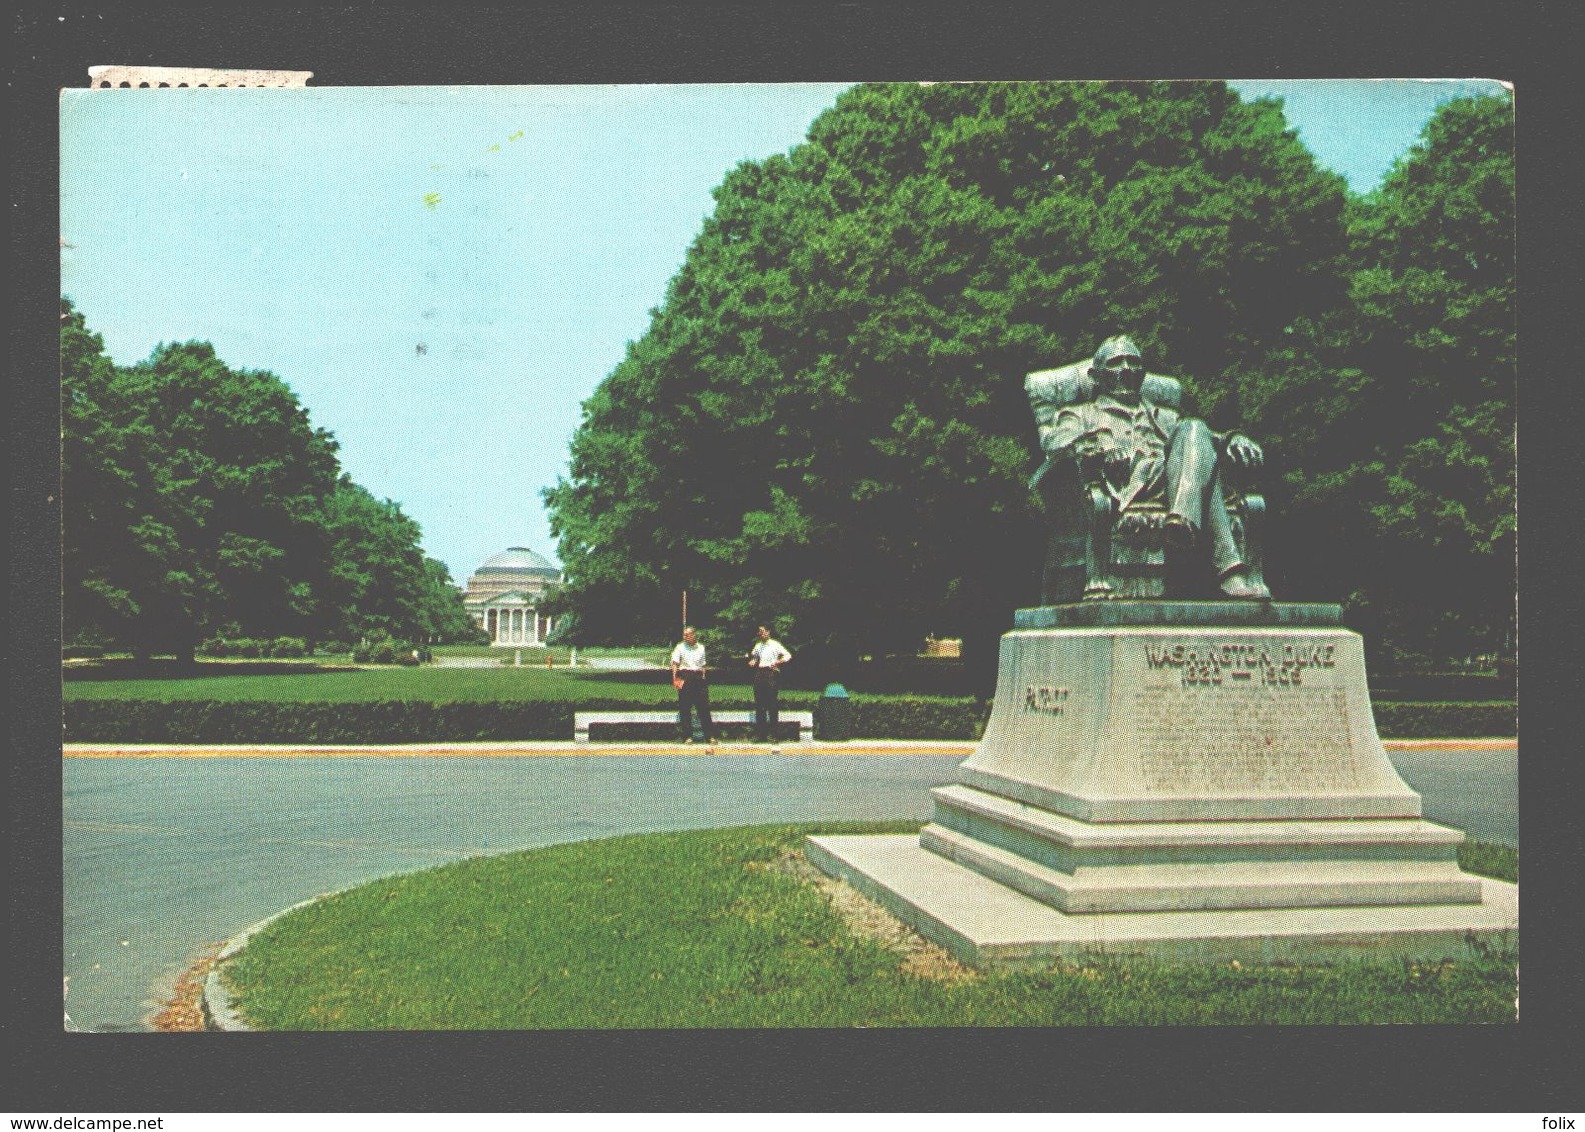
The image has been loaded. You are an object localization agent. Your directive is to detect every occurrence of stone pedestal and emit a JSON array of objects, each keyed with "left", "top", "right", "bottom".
[{"left": 808, "top": 602, "right": 1517, "bottom": 966}]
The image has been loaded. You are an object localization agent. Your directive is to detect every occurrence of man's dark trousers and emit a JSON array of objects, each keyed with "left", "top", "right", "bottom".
[
  {"left": 677, "top": 672, "right": 713, "bottom": 742},
  {"left": 753, "top": 669, "right": 780, "bottom": 741}
]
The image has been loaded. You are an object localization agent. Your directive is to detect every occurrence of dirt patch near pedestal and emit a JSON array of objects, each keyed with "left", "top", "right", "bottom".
[{"left": 773, "top": 848, "right": 980, "bottom": 984}]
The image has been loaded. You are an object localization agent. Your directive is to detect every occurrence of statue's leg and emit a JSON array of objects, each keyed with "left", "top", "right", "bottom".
[
  {"left": 1204, "top": 474, "right": 1243, "bottom": 578},
  {"left": 1209, "top": 477, "right": 1269, "bottom": 599},
  {"left": 1162, "top": 421, "right": 1270, "bottom": 599},
  {"left": 1162, "top": 419, "right": 1217, "bottom": 543},
  {"left": 1083, "top": 484, "right": 1114, "bottom": 599},
  {"left": 1041, "top": 532, "right": 1062, "bottom": 605},
  {"left": 1235, "top": 492, "right": 1268, "bottom": 596}
]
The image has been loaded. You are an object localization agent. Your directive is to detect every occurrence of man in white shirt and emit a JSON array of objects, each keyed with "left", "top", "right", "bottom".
[
  {"left": 747, "top": 625, "right": 793, "bottom": 743},
  {"left": 669, "top": 626, "right": 714, "bottom": 743}
]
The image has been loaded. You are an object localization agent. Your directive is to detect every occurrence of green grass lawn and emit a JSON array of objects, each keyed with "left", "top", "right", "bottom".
[
  {"left": 65, "top": 664, "right": 677, "bottom": 704},
  {"left": 62, "top": 660, "right": 972, "bottom": 708},
  {"left": 221, "top": 822, "right": 1519, "bottom": 1030}
]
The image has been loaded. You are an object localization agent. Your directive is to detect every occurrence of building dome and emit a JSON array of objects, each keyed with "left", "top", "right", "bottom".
[{"left": 475, "top": 546, "right": 560, "bottom": 577}]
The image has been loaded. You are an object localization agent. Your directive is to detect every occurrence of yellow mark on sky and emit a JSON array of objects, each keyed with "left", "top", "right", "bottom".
[
  {"left": 485, "top": 143, "right": 501, "bottom": 154},
  {"left": 508, "top": 130, "right": 524, "bottom": 142},
  {"left": 422, "top": 192, "right": 442, "bottom": 210}
]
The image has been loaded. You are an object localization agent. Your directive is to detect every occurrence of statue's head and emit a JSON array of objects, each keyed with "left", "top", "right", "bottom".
[{"left": 1091, "top": 335, "right": 1146, "bottom": 396}]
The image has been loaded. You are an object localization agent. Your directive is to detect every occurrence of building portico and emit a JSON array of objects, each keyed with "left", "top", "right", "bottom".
[{"left": 480, "top": 593, "right": 553, "bottom": 647}]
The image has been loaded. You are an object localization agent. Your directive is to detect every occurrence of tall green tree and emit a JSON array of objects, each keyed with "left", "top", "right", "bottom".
[
  {"left": 417, "top": 557, "right": 482, "bottom": 643},
  {"left": 116, "top": 342, "right": 343, "bottom": 658},
  {"left": 318, "top": 478, "right": 477, "bottom": 644},
  {"left": 547, "top": 81, "right": 1352, "bottom": 679},
  {"left": 1260, "top": 94, "right": 1515, "bottom": 664},
  {"left": 61, "top": 298, "right": 145, "bottom": 647},
  {"left": 318, "top": 478, "right": 428, "bottom": 643},
  {"left": 63, "top": 322, "right": 343, "bottom": 659},
  {"left": 63, "top": 307, "right": 479, "bottom": 655}
]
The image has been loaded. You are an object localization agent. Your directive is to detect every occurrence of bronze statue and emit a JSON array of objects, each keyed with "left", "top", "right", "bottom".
[{"left": 1028, "top": 335, "right": 1270, "bottom": 603}]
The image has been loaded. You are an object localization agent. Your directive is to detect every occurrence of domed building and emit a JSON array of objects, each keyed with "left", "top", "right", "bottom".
[{"left": 462, "top": 546, "right": 563, "bottom": 648}]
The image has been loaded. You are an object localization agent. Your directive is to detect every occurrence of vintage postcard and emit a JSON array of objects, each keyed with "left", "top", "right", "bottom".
[{"left": 59, "top": 77, "right": 1516, "bottom": 1043}]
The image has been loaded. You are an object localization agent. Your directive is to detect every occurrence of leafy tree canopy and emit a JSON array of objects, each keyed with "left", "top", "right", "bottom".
[
  {"left": 61, "top": 300, "right": 477, "bottom": 656},
  {"left": 318, "top": 477, "right": 478, "bottom": 644},
  {"left": 547, "top": 81, "right": 1356, "bottom": 677},
  {"left": 1262, "top": 94, "right": 1515, "bottom": 664}
]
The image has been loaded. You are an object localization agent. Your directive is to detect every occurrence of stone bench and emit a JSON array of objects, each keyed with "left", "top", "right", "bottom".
[{"left": 573, "top": 710, "right": 814, "bottom": 744}]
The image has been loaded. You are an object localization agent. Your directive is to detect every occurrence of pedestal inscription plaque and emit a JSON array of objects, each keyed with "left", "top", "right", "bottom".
[{"left": 957, "top": 621, "right": 1422, "bottom": 823}]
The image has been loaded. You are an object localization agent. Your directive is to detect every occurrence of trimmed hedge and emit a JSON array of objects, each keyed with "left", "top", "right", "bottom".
[
  {"left": 65, "top": 699, "right": 574, "bottom": 744},
  {"left": 847, "top": 698, "right": 986, "bottom": 740},
  {"left": 61, "top": 696, "right": 1512, "bottom": 745},
  {"left": 1371, "top": 702, "right": 1516, "bottom": 739},
  {"left": 62, "top": 696, "right": 990, "bottom": 744}
]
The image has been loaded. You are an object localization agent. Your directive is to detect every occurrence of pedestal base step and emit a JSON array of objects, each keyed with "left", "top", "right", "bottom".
[
  {"left": 927, "top": 783, "right": 1481, "bottom": 912},
  {"left": 806, "top": 833, "right": 1517, "bottom": 969},
  {"left": 921, "top": 823, "right": 1481, "bottom": 914}
]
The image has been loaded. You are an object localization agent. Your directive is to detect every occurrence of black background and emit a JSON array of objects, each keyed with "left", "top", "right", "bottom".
[{"left": 10, "top": 0, "right": 1582, "bottom": 1113}]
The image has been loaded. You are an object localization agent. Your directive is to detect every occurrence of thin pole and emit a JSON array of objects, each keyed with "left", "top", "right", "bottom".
[{"left": 681, "top": 589, "right": 687, "bottom": 631}]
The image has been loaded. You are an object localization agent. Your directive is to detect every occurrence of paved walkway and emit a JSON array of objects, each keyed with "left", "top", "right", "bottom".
[{"left": 61, "top": 740, "right": 1516, "bottom": 1032}]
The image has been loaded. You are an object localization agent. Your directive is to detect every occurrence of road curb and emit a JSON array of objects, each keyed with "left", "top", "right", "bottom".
[{"left": 200, "top": 895, "right": 324, "bottom": 1032}]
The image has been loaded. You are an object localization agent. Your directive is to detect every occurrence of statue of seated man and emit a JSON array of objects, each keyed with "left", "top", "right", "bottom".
[{"left": 1029, "top": 335, "right": 1270, "bottom": 600}]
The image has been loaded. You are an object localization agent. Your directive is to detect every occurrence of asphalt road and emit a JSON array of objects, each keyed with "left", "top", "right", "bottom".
[{"left": 61, "top": 745, "right": 1516, "bottom": 1032}]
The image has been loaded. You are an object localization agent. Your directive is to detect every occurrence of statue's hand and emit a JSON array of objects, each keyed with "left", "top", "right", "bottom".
[
  {"left": 1103, "top": 448, "right": 1134, "bottom": 475},
  {"left": 1225, "top": 433, "right": 1263, "bottom": 468},
  {"left": 1071, "top": 429, "right": 1120, "bottom": 480},
  {"left": 1072, "top": 437, "right": 1106, "bottom": 477}
]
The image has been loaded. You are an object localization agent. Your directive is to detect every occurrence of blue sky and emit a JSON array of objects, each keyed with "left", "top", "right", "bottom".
[{"left": 59, "top": 79, "right": 1509, "bottom": 584}]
